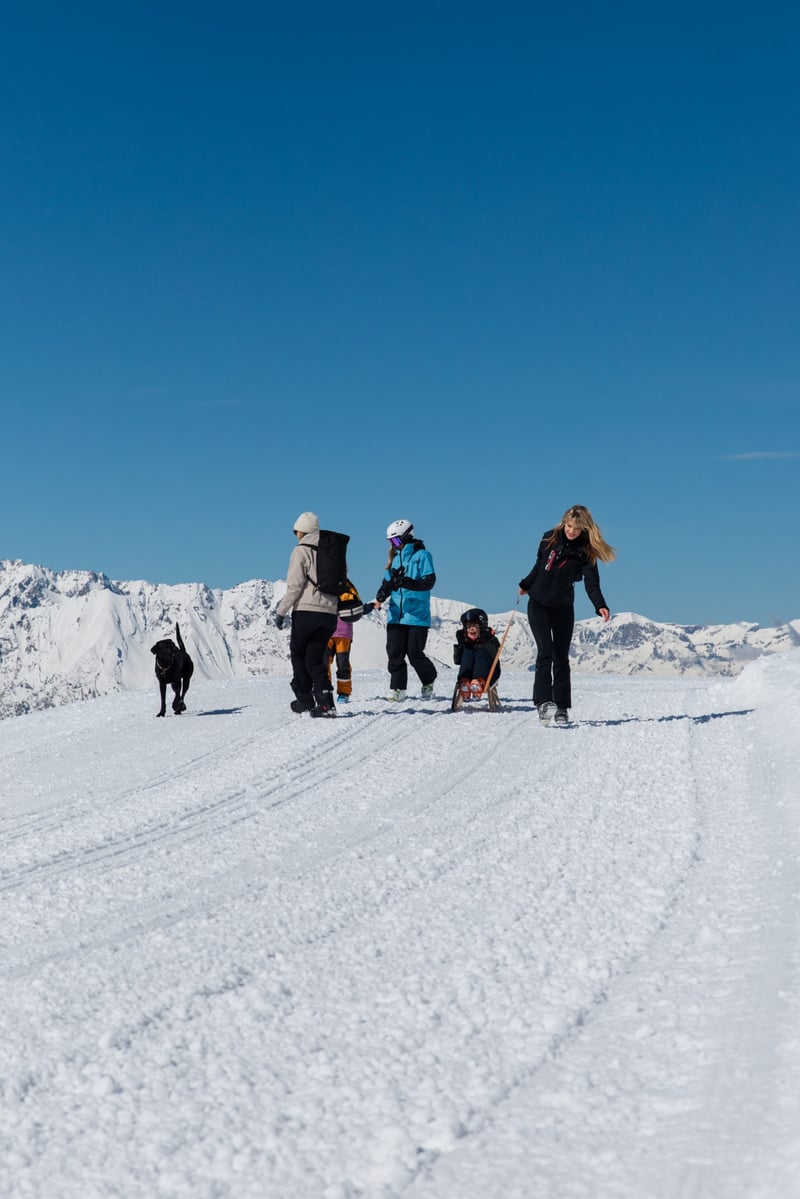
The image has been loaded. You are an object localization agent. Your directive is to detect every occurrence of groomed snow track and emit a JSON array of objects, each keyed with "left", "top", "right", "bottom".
[{"left": 1, "top": 662, "right": 798, "bottom": 1198}]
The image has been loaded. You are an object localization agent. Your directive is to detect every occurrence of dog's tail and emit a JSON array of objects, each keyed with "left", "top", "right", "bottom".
[{"left": 176, "top": 622, "right": 186, "bottom": 652}]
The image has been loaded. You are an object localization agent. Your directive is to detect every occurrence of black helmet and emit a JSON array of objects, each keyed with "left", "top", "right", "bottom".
[{"left": 460, "top": 608, "right": 489, "bottom": 632}]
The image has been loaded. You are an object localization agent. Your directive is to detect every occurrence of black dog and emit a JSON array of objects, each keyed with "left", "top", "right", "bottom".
[{"left": 151, "top": 623, "right": 194, "bottom": 717}]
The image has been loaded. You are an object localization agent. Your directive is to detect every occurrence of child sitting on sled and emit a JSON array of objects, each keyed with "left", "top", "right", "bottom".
[{"left": 453, "top": 608, "right": 502, "bottom": 706}]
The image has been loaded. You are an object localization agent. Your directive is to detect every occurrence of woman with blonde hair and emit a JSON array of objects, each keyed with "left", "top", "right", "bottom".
[{"left": 518, "top": 504, "right": 614, "bottom": 725}]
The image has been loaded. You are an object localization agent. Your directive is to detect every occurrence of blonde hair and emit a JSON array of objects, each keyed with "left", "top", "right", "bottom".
[{"left": 546, "top": 504, "right": 616, "bottom": 565}]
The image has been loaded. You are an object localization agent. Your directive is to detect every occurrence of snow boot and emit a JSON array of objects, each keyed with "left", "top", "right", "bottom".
[
  {"left": 311, "top": 690, "right": 337, "bottom": 718},
  {"left": 459, "top": 678, "right": 472, "bottom": 702},
  {"left": 290, "top": 695, "right": 314, "bottom": 714},
  {"left": 387, "top": 689, "right": 407, "bottom": 702},
  {"left": 538, "top": 701, "right": 556, "bottom": 724},
  {"left": 471, "top": 678, "right": 486, "bottom": 701},
  {"left": 421, "top": 682, "right": 435, "bottom": 699},
  {"left": 336, "top": 694, "right": 349, "bottom": 705},
  {"left": 553, "top": 707, "right": 569, "bottom": 726}
]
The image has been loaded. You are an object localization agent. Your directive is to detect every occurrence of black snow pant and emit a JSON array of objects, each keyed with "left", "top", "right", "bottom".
[
  {"left": 386, "top": 624, "right": 437, "bottom": 691},
  {"left": 457, "top": 646, "right": 500, "bottom": 684},
  {"left": 290, "top": 610, "right": 338, "bottom": 707},
  {"left": 528, "top": 599, "right": 574, "bottom": 709}
]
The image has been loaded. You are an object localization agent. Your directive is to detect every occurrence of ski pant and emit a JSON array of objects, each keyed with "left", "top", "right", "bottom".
[
  {"left": 528, "top": 599, "right": 574, "bottom": 709},
  {"left": 327, "top": 636, "right": 353, "bottom": 696},
  {"left": 457, "top": 645, "right": 500, "bottom": 684},
  {"left": 290, "top": 610, "right": 338, "bottom": 707},
  {"left": 386, "top": 624, "right": 437, "bottom": 691}
]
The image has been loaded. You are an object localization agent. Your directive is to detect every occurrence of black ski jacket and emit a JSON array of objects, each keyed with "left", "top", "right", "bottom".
[
  {"left": 453, "top": 626, "right": 501, "bottom": 665},
  {"left": 519, "top": 529, "right": 608, "bottom": 612}
]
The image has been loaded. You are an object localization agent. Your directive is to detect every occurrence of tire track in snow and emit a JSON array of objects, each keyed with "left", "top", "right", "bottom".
[
  {"left": 5, "top": 674, "right": 777, "bottom": 1199},
  {"left": 403, "top": 703, "right": 773, "bottom": 1199},
  {"left": 0, "top": 711, "right": 290, "bottom": 845},
  {"left": 0, "top": 710, "right": 529, "bottom": 983},
  {"left": 0, "top": 709, "right": 422, "bottom": 895}
]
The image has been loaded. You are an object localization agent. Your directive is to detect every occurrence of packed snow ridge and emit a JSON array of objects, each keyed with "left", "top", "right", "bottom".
[{"left": 1, "top": 558, "right": 799, "bottom": 718}]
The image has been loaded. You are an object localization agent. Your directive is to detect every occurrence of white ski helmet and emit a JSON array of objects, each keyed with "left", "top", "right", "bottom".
[{"left": 386, "top": 518, "right": 413, "bottom": 542}]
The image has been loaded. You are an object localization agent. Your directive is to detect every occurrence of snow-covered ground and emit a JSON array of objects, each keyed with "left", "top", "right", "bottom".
[{"left": 1, "top": 654, "right": 799, "bottom": 1198}]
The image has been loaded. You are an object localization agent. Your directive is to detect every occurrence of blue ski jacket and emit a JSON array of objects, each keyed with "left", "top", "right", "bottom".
[{"left": 378, "top": 540, "right": 436, "bottom": 627}]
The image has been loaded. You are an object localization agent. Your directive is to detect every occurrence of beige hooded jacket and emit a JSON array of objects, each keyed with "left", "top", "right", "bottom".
[{"left": 275, "top": 530, "right": 338, "bottom": 618}]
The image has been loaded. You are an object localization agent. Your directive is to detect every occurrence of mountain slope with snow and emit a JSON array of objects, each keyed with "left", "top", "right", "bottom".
[
  {"left": 2, "top": 558, "right": 799, "bottom": 719},
  {"left": 1, "top": 655, "right": 799, "bottom": 1197}
]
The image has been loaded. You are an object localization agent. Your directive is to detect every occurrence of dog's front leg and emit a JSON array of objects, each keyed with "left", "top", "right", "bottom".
[{"left": 157, "top": 680, "right": 167, "bottom": 717}]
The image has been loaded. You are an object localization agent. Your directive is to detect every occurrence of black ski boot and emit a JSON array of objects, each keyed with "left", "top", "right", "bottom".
[
  {"left": 290, "top": 694, "right": 314, "bottom": 714},
  {"left": 310, "top": 689, "right": 337, "bottom": 718}
]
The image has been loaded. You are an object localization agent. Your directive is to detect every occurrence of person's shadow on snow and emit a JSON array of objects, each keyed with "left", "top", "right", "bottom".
[
  {"left": 194, "top": 707, "right": 248, "bottom": 717},
  {"left": 584, "top": 709, "right": 753, "bottom": 728}
]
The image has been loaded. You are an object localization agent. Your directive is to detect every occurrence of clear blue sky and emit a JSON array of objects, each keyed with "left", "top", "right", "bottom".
[{"left": 3, "top": 2, "right": 798, "bottom": 626}]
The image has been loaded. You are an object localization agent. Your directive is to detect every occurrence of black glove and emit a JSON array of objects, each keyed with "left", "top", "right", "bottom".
[
  {"left": 375, "top": 582, "right": 390, "bottom": 604},
  {"left": 274, "top": 612, "right": 287, "bottom": 630},
  {"left": 390, "top": 566, "right": 405, "bottom": 587},
  {"left": 455, "top": 628, "right": 466, "bottom": 646}
]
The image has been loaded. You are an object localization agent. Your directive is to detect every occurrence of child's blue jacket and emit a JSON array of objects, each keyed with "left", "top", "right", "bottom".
[{"left": 383, "top": 541, "right": 436, "bottom": 627}]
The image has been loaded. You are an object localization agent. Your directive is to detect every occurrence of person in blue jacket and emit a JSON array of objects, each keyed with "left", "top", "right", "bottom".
[{"left": 373, "top": 518, "right": 438, "bottom": 701}]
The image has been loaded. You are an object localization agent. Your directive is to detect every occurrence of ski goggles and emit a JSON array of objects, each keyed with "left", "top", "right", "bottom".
[{"left": 389, "top": 535, "right": 404, "bottom": 548}]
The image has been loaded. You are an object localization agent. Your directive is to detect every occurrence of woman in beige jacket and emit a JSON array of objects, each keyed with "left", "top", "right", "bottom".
[{"left": 274, "top": 512, "right": 338, "bottom": 717}]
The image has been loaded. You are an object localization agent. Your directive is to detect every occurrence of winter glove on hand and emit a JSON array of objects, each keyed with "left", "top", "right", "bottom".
[
  {"left": 375, "top": 582, "right": 390, "bottom": 604},
  {"left": 274, "top": 612, "right": 287, "bottom": 630},
  {"left": 389, "top": 566, "right": 405, "bottom": 589}
]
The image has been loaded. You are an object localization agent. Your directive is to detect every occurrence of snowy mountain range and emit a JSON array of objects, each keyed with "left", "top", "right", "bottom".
[{"left": 2, "top": 558, "right": 799, "bottom": 719}]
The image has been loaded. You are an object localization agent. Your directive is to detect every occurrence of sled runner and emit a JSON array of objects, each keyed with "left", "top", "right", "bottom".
[{"left": 451, "top": 679, "right": 501, "bottom": 712}]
